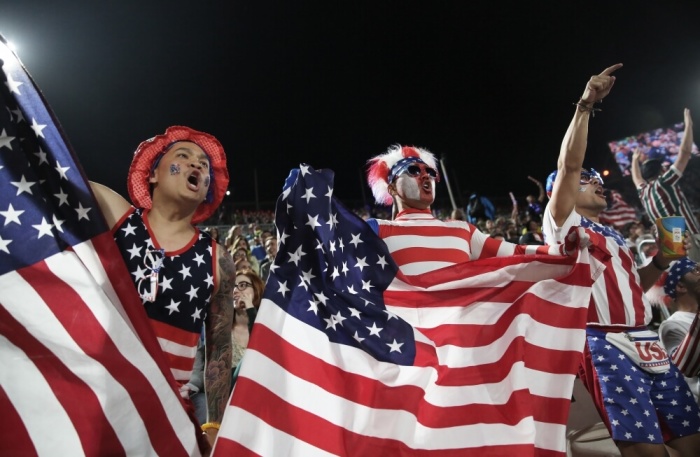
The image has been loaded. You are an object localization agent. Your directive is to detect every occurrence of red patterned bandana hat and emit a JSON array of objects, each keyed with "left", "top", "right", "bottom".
[
  {"left": 366, "top": 144, "right": 439, "bottom": 205},
  {"left": 128, "top": 125, "right": 229, "bottom": 224}
]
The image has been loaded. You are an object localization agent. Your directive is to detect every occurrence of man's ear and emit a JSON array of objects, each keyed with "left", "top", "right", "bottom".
[
  {"left": 387, "top": 182, "right": 397, "bottom": 197},
  {"left": 148, "top": 170, "right": 157, "bottom": 184}
]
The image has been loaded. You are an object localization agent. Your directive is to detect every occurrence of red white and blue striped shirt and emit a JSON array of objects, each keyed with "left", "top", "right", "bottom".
[
  {"left": 543, "top": 206, "right": 651, "bottom": 327},
  {"left": 368, "top": 208, "right": 554, "bottom": 275}
]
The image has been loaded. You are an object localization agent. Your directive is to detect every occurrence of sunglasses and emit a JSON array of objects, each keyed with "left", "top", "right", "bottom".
[
  {"left": 235, "top": 281, "right": 253, "bottom": 291},
  {"left": 580, "top": 169, "right": 603, "bottom": 186},
  {"left": 401, "top": 164, "right": 440, "bottom": 180}
]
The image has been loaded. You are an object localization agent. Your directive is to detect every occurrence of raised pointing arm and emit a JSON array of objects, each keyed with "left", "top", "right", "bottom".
[{"left": 549, "top": 64, "right": 622, "bottom": 226}]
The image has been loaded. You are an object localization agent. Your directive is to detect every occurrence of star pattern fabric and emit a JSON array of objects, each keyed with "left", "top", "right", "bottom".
[
  {"left": 113, "top": 208, "right": 215, "bottom": 381},
  {"left": 664, "top": 258, "right": 697, "bottom": 298},
  {"left": 0, "top": 38, "right": 205, "bottom": 455},
  {"left": 269, "top": 166, "right": 415, "bottom": 365},
  {"left": 586, "top": 328, "right": 700, "bottom": 442},
  {"left": 0, "top": 76, "right": 102, "bottom": 274},
  {"left": 581, "top": 216, "right": 626, "bottom": 247}
]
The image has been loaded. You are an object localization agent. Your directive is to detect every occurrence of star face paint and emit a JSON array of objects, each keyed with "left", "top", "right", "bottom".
[
  {"left": 169, "top": 163, "right": 181, "bottom": 175},
  {"left": 203, "top": 175, "right": 210, "bottom": 187}
]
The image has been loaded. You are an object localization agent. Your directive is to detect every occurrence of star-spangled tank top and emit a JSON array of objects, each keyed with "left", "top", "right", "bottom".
[{"left": 113, "top": 207, "right": 216, "bottom": 382}]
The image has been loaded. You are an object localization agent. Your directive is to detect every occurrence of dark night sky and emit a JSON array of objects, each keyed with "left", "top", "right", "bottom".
[{"left": 2, "top": 1, "right": 700, "bottom": 210}]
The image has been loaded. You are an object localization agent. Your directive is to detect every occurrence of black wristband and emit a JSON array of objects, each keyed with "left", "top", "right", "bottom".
[{"left": 651, "top": 255, "right": 669, "bottom": 271}]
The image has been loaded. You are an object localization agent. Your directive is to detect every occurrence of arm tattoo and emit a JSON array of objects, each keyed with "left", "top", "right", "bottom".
[{"left": 204, "top": 250, "right": 234, "bottom": 422}]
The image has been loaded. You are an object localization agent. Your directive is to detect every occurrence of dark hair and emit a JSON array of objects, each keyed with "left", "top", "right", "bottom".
[
  {"left": 235, "top": 268, "right": 265, "bottom": 308},
  {"left": 641, "top": 160, "right": 662, "bottom": 181},
  {"left": 233, "top": 236, "right": 250, "bottom": 251}
]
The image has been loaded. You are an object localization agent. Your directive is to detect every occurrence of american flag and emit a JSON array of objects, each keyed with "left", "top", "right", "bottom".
[
  {"left": 213, "top": 165, "right": 598, "bottom": 456},
  {"left": 0, "top": 38, "right": 204, "bottom": 455},
  {"left": 599, "top": 189, "right": 638, "bottom": 230}
]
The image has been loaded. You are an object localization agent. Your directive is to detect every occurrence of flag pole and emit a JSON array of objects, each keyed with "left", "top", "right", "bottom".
[{"left": 439, "top": 155, "right": 457, "bottom": 212}]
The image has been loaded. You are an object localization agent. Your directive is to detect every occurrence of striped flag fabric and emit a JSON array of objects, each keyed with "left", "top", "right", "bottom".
[
  {"left": 213, "top": 165, "right": 598, "bottom": 456},
  {"left": 599, "top": 189, "right": 638, "bottom": 230},
  {"left": 0, "top": 38, "right": 204, "bottom": 456},
  {"left": 670, "top": 312, "right": 700, "bottom": 378}
]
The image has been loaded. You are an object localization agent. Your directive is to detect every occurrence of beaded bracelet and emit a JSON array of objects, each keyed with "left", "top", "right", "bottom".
[
  {"left": 201, "top": 422, "right": 221, "bottom": 432},
  {"left": 573, "top": 100, "right": 602, "bottom": 117}
]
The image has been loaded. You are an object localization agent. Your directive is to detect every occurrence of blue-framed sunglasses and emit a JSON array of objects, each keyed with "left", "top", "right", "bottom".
[{"left": 580, "top": 169, "right": 603, "bottom": 185}]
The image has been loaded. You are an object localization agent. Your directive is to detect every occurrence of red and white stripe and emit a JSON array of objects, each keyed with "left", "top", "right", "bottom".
[
  {"left": 377, "top": 211, "right": 558, "bottom": 275},
  {"left": 671, "top": 312, "right": 700, "bottom": 378},
  {"left": 0, "top": 234, "right": 202, "bottom": 456},
  {"left": 213, "top": 240, "right": 594, "bottom": 456},
  {"left": 543, "top": 208, "right": 651, "bottom": 327},
  {"left": 150, "top": 320, "right": 200, "bottom": 383},
  {"left": 599, "top": 190, "right": 638, "bottom": 230}
]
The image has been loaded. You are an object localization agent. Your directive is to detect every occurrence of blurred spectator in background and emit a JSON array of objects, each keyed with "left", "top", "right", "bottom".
[
  {"left": 450, "top": 208, "right": 467, "bottom": 221},
  {"left": 519, "top": 219, "right": 544, "bottom": 246},
  {"left": 258, "top": 236, "right": 278, "bottom": 281},
  {"left": 466, "top": 192, "right": 495, "bottom": 224},
  {"left": 203, "top": 226, "right": 221, "bottom": 245},
  {"left": 232, "top": 236, "right": 260, "bottom": 274},
  {"left": 631, "top": 108, "right": 700, "bottom": 261},
  {"left": 224, "top": 225, "right": 242, "bottom": 254},
  {"left": 234, "top": 252, "right": 253, "bottom": 272},
  {"left": 525, "top": 175, "right": 545, "bottom": 223},
  {"left": 250, "top": 229, "right": 273, "bottom": 263}
]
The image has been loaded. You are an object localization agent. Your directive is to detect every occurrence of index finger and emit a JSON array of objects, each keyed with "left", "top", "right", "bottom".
[{"left": 599, "top": 63, "right": 623, "bottom": 76}]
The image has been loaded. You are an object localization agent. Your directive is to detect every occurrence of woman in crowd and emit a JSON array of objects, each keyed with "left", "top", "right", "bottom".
[
  {"left": 230, "top": 268, "right": 264, "bottom": 390},
  {"left": 231, "top": 236, "right": 260, "bottom": 274}
]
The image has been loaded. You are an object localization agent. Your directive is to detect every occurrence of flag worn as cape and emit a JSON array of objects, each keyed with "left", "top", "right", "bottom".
[
  {"left": 0, "top": 38, "right": 204, "bottom": 456},
  {"left": 213, "top": 164, "right": 600, "bottom": 456}
]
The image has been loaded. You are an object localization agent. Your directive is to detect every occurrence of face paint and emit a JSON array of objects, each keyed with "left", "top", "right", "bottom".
[
  {"left": 204, "top": 175, "right": 211, "bottom": 187},
  {"left": 396, "top": 176, "right": 421, "bottom": 201},
  {"left": 170, "top": 163, "right": 181, "bottom": 175},
  {"left": 578, "top": 185, "right": 587, "bottom": 192},
  {"left": 395, "top": 174, "right": 435, "bottom": 208}
]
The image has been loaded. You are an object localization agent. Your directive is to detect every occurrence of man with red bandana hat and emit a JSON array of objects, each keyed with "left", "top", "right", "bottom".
[
  {"left": 90, "top": 126, "right": 234, "bottom": 450},
  {"left": 365, "top": 144, "right": 555, "bottom": 276}
]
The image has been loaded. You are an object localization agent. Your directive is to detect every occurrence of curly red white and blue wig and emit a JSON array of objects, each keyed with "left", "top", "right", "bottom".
[{"left": 366, "top": 144, "right": 439, "bottom": 206}]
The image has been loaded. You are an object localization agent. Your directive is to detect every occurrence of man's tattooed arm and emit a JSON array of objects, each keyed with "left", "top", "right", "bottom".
[{"left": 204, "top": 247, "right": 234, "bottom": 423}]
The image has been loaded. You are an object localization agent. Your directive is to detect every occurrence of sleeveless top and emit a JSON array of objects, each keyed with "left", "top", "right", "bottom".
[{"left": 113, "top": 208, "right": 216, "bottom": 382}]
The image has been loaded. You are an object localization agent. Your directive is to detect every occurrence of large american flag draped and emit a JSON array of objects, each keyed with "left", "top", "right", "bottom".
[
  {"left": 0, "top": 38, "right": 204, "bottom": 456},
  {"left": 213, "top": 165, "right": 600, "bottom": 456}
]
